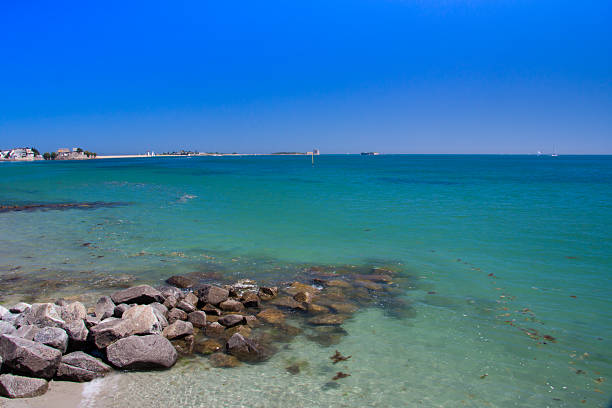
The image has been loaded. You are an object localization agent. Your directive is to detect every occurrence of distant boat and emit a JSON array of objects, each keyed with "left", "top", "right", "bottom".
[
  {"left": 551, "top": 146, "right": 558, "bottom": 157},
  {"left": 361, "top": 152, "right": 379, "bottom": 156}
]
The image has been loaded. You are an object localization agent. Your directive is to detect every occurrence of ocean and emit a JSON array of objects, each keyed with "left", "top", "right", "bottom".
[{"left": 0, "top": 155, "right": 610, "bottom": 407}]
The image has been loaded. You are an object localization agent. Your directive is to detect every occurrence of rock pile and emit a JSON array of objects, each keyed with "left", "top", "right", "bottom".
[{"left": 1, "top": 267, "right": 404, "bottom": 399}]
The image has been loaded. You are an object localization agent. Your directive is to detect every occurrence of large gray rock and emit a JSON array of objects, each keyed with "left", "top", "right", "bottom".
[
  {"left": 151, "top": 306, "right": 169, "bottom": 329},
  {"left": 95, "top": 296, "right": 115, "bottom": 320},
  {"left": 160, "top": 286, "right": 182, "bottom": 300},
  {"left": 111, "top": 285, "right": 164, "bottom": 305},
  {"left": 106, "top": 335, "right": 177, "bottom": 370},
  {"left": 0, "top": 335, "right": 62, "bottom": 379},
  {"left": 0, "top": 374, "right": 48, "bottom": 398},
  {"left": 184, "top": 292, "right": 198, "bottom": 307},
  {"left": 15, "top": 303, "right": 65, "bottom": 328},
  {"left": 0, "top": 320, "right": 16, "bottom": 336},
  {"left": 187, "top": 311, "right": 207, "bottom": 328},
  {"left": 89, "top": 305, "right": 162, "bottom": 349},
  {"left": 150, "top": 302, "right": 168, "bottom": 318},
  {"left": 167, "top": 308, "right": 187, "bottom": 324},
  {"left": 62, "top": 319, "right": 89, "bottom": 349},
  {"left": 1, "top": 312, "right": 19, "bottom": 325},
  {"left": 14, "top": 324, "right": 39, "bottom": 339},
  {"left": 33, "top": 327, "right": 69, "bottom": 353},
  {"left": 176, "top": 300, "right": 196, "bottom": 313},
  {"left": 89, "top": 319, "right": 130, "bottom": 349},
  {"left": 219, "top": 299, "right": 245, "bottom": 313},
  {"left": 196, "top": 285, "right": 229, "bottom": 306},
  {"left": 162, "top": 320, "right": 193, "bottom": 340},
  {"left": 61, "top": 302, "right": 87, "bottom": 322},
  {"left": 226, "top": 333, "right": 263, "bottom": 362},
  {"left": 55, "top": 351, "right": 112, "bottom": 382},
  {"left": 9, "top": 302, "right": 31, "bottom": 314},
  {"left": 218, "top": 314, "right": 245, "bottom": 328},
  {"left": 0, "top": 305, "right": 9, "bottom": 320}
]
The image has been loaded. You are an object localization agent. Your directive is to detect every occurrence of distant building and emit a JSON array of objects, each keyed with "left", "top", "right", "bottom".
[
  {"left": 313, "top": 149, "right": 320, "bottom": 155},
  {"left": 0, "top": 147, "right": 42, "bottom": 161}
]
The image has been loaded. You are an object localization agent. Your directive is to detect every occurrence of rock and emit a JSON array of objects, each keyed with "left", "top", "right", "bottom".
[
  {"left": 219, "top": 299, "right": 245, "bottom": 313},
  {"left": 329, "top": 303, "right": 358, "bottom": 314},
  {"left": 176, "top": 300, "right": 196, "bottom": 313},
  {"left": 0, "top": 335, "right": 62, "bottom": 379},
  {"left": 326, "top": 279, "right": 352, "bottom": 288},
  {"left": 162, "top": 320, "right": 193, "bottom": 340},
  {"left": 1, "top": 313, "right": 19, "bottom": 325},
  {"left": 61, "top": 319, "right": 88, "bottom": 349},
  {"left": 10, "top": 303, "right": 31, "bottom": 314},
  {"left": 258, "top": 286, "right": 278, "bottom": 300},
  {"left": 307, "top": 314, "right": 349, "bottom": 326},
  {"left": 0, "top": 321, "right": 16, "bottom": 336},
  {"left": 204, "top": 322, "right": 225, "bottom": 338},
  {"left": 307, "top": 304, "right": 330, "bottom": 314},
  {"left": 95, "top": 297, "right": 115, "bottom": 320},
  {"left": 196, "top": 285, "right": 229, "bottom": 306},
  {"left": 0, "top": 374, "right": 48, "bottom": 398},
  {"left": 285, "top": 282, "right": 318, "bottom": 296},
  {"left": 61, "top": 302, "right": 87, "bottom": 322},
  {"left": 106, "top": 335, "right": 177, "bottom": 370},
  {"left": 111, "top": 285, "right": 164, "bottom": 305},
  {"left": 356, "top": 273, "right": 393, "bottom": 282},
  {"left": 208, "top": 352, "right": 241, "bottom": 368},
  {"left": 150, "top": 306, "right": 169, "bottom": 329},
  {"left": 166, "top": 275, "right": 195, "bottom": 289},
  {"left": 171, "top": 334, "right": 194, "bottom": 355},
  {"left": 218, "top": 314, "right": 245, "bottom": 328},
  {"left": 55, "top": 352, "right": 111, "bottom": 382},
  {"left": 159, "top": 286, "right": 182, "bottom": 300},
  {"left": 306, "top": 326, "right": 348, "bottom": 346},
  {"left": 293, "top": 291, "right": 313, "bottom": 304},
  {"left": 163, "top": 295, "right": 178, "bottom": 309},
  {"left": 55, "top": 299, "right": 69, "bottom": 307},
  {"left": 33, "top": 327, "right": 69, "bottom": 353},
  {"left": 226, "top": 333, "right": 263, "bottom": 362},
  {"left": 121, "top": 305, "right": 163, "bottom": 335},
  {"left": 224, "top": 325, "right": 251, "bottom": 339},
  {"left": 167, "top": 308, "right": 188, "bottom": 324},
  {"left": 150, "top": 302, "right": 168, "bottom": 317},
  {"left": 244, "top": 315, "right": 259, "bottom": 327},
  {"left": 184, "top": 292, "right": 198, "bottom": 307},
  {"left": 14, "top": 325, "right": 39, "bottom": 339},
  {"left": 270, "top": 296, "right": 306, "bottom": 311},
  {"left": 256, "top": 308, "right": 285, "bottom": 325},
  {"left": 354, "top": 279, "right": 383, "bottom": 291},
  {"left": 15, "top": 303, "right": 65, "bottom": 328},
  {"left": 84, "top": 315, "right": 101, "bottom": 329},
  {"left": 113, "top": 303, "right": 131, "bottom": 318},
  {"left": 194, "top": 339, "right": 222, "bottom": 355},
  {"left": 202, "top": 304, "right": 222, "bottom": 316},
  {"left": 241, "top": 292, "right": 260, "bottom": 308},
  {"left": 0, "top": 305, "right": 10, "bottom": 320},
  {"left": 187, "top": 311, "right": 207, "bottom": 328}
]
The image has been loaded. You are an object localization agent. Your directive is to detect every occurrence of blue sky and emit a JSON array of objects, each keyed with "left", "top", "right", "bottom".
[{"left": 1, "top": 0, "right": 610, "bottom": 154}]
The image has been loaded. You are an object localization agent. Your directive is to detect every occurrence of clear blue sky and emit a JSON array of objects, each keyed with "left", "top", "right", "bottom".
[{"left": 1, "top": 1, "right": 610, "bottom": 154}]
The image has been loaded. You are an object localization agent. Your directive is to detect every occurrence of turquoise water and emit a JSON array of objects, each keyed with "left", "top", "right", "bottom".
[{"left": 0, "top": 155, "right": 610, "bottom": 407}]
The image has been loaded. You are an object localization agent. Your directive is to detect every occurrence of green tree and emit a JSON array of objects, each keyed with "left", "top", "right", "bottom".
[
  {"left": 76, "top": 147, "right": 83, "bottom": 153},
  {"left": 43, "top": 152, "right": 51, "bottom": 160},
  {"left": 31, "top": 147, "right": 40, "bottom": 156},
  {"left": 51, "top": 152, "right": 57, "bottom": 160}
]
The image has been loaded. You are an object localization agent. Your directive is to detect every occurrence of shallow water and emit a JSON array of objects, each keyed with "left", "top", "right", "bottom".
[{"left": 0, "top": 155, "right": 610, "bottom": 407}]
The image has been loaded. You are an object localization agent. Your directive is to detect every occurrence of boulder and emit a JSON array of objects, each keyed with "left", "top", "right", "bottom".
[
  {"left": 106, "top": 335, "right": 177, "bottom": 370},
  {"left": 162, "top": 320, "right": 193, "bottom": 340},
  {"left": 9, "top": 303, "right": 31, "bottom": 314},
  {"left": 121, "top": 305, "right": 163, "bottom": 335},
  {"left": 95, "top": 297, "right": 116, "bottom": 320},
  {"left": 167, "top": 308, "right": 187, "bottom": 324},
  {"left": 0, "top": 321, "right": 16, "bottom": 336},
  {"left": 61, "top": 302, "right": 87, "bottom": 322},
  {"left": 256, "top": 308, "right": 285, "bottom": 325},
  {"left": 307, "top": 303, "right": 330, "bottom": 314},
  {"left": 170, "top": 334, "right": 194, "bottom": 355},
  {"left": 150, "top": 302, "right": 168, "bottom": 318},
  {"left": 0, "top": 335, "right": 62, "bottom": 379},
  {"left": 2, "top": 312, "right": 19, "bottom": 325},
  {"left": 55, "top": 351, "right": 112, "bottom": 382},
  {"left": 202, "top": 304, "right": 222, "bottom": 316},
  {"left": 244, "top": 315, "right": 259, "bottom": 327},
  {"left": 241, "top": 292, "right": 260, "bottom": 308},
  {"left": 184, "top": 292, "right": 198, "bottom": 307},
  {"left": 226, "top": 333, "right": 264, "bottom": 362},
  {"left": 166, "top": 275, "right": 195, "bottom": 289},
  {"left": 89, "top": 319, "right": 132, "bottom": 349},
  {"left": 62, "top": 319, "right": 89, "bottom": 349},
  {"left": 163, "top": 295, "right": 178, "bottom": 309},
  {"left": 208, "top": 352, "right": 241, "bottom": 368},
  {"left": 205, "top": 322, "right": 225, "bottom": 338},
  {"left": 84, "top": 315, "right": 101, "bottom": 329},
  {"left": 0, "top": 374, "right": 48, "bottom": 398},
  {"left": 33, "top": 327, "right": 69, "bottom": 353},
  {"left": 150, "top": 306, "right": 169, "bottom": 329},
  {"left": 14, "top": 324, "right": 39, "bottom": 339},
  {"left": 187, "top": 311, "right": 207, "bottom": 328},
  {"left": 307, "top": 314, "right": 349, "bottom": 326},
  {"left": 258, "top": 286, "right": 278, "bottom": 300},
  {"left": 196, "top": 285, "right": 229, "bottom": 306},
  {"left": 224, "top": 325, "right": 252, "bottom": 340},
  {"left": 15, "top": 303, "right": 65, "bottom": 328},
  {"left": 194, "top": 339, "right": 222, "bottom": 355},
  {"left": 0, "top": 305, "right": 9, "bottom": 320},
  {"left": 285, "top": 282, "right": 318, "bottom": 296},
  {"left": 219, "top": 299, "right": 245, "bottom": 313},
  {"left": 113, "top": 303, "right": 131, "bottom": 318},
  {"left": 329, "top": 303, "right": 358, "bottom": 314},
  {"left": 176, "top": 300, "right": 196, "bottom": 313},
  {"left": 293, "top": 291, "right": 313, "bottom": 304},
  {"left": 111, "top": 285, "right": 164, "bottom": 305},
  {"left": 270, "top": 296, "right": 306, "bottom": 311},
  {"left": 159, "top": 286, "right": 182, "bottom": 300},
  {"left": 218, "top": 314, "right": 245, "bottom": 328}
]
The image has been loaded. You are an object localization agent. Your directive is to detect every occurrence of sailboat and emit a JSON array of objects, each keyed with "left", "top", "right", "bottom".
[{"left": 551, "top": 146, "right": 558, "bottom": 157}]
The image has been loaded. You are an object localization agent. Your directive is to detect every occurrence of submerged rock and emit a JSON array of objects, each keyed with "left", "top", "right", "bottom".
[
  {"left": 106, "top": 334, "right": 177, "bottom": 370},
  {"left": 170, "top": 334, "right": 194, "bottom": 355},
  {"left": 241, "top": 292, "right": 260, "bottom": 308},
  {"left": 0, "top": 374, "right": 48, "bottom": 398},
  {"left": 258, "top": 286, "right": 278, "bottom": 300},
  {"left": 285, "top": 282, "right": 318, "bottom": 296},
  {"left": 208, "top": 352, "right": 241, "bottom": 368},
  {"left": 226, "top": 333, "right": 263, "bottom": 362},
  {"left": 307, "top": 314, "right": 349, "bottom": 326},
  {"left": 307, "top": 303, "right": 330, "bottom": 315},
  {"left": 194, "top": 339, "right": 222, "bottom": 355},
  {"left": 111, "top": 285, "right": 164, "bottom": 305},
  {"left": 204, "top": 322, "right": 225, "bottom": 338},
  {"left": 55, "top": 351, "right": 112, "bottom": 382},
  {"left": 293, "top": 291, "right": 313, "bottom": 304},
  {"left": 166, "top": 275, "right": 195, "bottom": 289},
  {"left": 256, "top": 308, "right": 285, "bottom": 325},
  {"left": 0, "top": 335, "right": 62, "bottom": 379},
  {"left": 270, "top": 296, "right": 306, "bottom": 311}
]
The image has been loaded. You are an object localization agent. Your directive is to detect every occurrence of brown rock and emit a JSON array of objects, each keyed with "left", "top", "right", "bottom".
[
  {"left": 256, "top": 308, "right": 285, "bottom": 325},
  {"left": 258, "top": 286, "right": 278, "bottom": 300},
  {"left": 270, "top": 296, "right": 306, "bottom": 311},
  {"left": 202, "top": 304, "right": 222, "bottom": 316},
  {"left": 171, "top": 334, "right": 194, "bottom": 355},
  {"left": 111, "top": 285, "right": 164, "bottom": 305},
  {"left": 163, "top": 295, "right": 178, "bottom": 309},
  {"left": 224, "top": 325, "right": 251, "bottom": 339},
  {"left": 208, "top": 352, "right": 241, "bottom": 368},
  {"left": 194, "top": 339, "right": 222, "bottom": 355},
  {"left": 196, "top": 285, "right": 229, "bottom": 306},
  {"left": 184, "top": 292, "right": 198, "bottom": 307},
  {"left": 284, "top": 282, "right": 318, "bottom": 296},
  {"left": 329, "top": 303, "right": 358, "bottom": 314},
  {"left": 176, "top": 300, "right": 196, "bottom": 313},
  {"left": 326, "top": 279, "right": 353, "bottom": 288},
  {"left": 204, "top": 322, "right": 225, "bottom": 338},
  {"left": 218, "top": 314, "right": 245, "bottom": 328},
  {"left": 307, "top": 314, "right": 349, "bottom": 326},
  {"left": 354, "top": 279, "right": 383, "bottom": 291},
  {"left": 307, "top": 303, "right": 330, "bottom": 314},
  {"left": 0, "top": 374, "right": 48, "bottom": 398},
  {"left": 293, "top": 291, "right": 313, "bottom": 304},
  {"left": 226, "top": 333, "right": 263, "bottom": 362},
  {"left": 106, "top": 334, "right": 177, "bottom": 370},
  {"left": 187, "top": 311, "right": 207, "bottom": 328},
  {"left": 166, "top": 275, "right": 195, "bottom": 289},
  {"left": 219, "top": 299, "right": 245, "bottom": 313},
  {"left": 241, "top": 292, "right": 260, "bottom": 308},
  {"left": 162, "top": 320, "right": 193, "bottom": 340},
  {"left": 167, "top": 308, "right": 188, "bottom": 324}
]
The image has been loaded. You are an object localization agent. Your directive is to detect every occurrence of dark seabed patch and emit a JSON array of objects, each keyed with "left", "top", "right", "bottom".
[{"left": 0, "top": 202, "right": 127, "bottom": 213}]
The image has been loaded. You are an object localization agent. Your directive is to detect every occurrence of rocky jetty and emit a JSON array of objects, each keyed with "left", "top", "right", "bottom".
[{"left": 0, "top": 266, "right": 405, "bottom": 399}]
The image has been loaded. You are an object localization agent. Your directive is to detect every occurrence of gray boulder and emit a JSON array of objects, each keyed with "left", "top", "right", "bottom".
[
  {"left": 0, "top": 305, "right": 9, "bottom": 320},
  {"left": 176, "top": 299, "right": 196, "bottom": 313},
  {"left": 162, "top": 320, "right": 193, "bottom": 340},
  {"left": 150, "top": 302, "right": 168, "bottom": 318},
  {"left": 1, "top": 312, "right": 19, "bottom": 325},
  {"left": 0, "top": 374, "right": 48, "bottom": 398},
  {"left": 187, "top": 311, "right": 207, "bottom": 328},
  {"left": 184, "top": 292, "right": 198, "bottom": 307},
  {"left": 61, "top": 302, "right": 87, "bottom": 322},
  {"left": 111, "top": 285, "right": 164, "bottom": 305},
  {"left": 196, "top": 285, "right": 229, "bottom": 306},
  {"left": 220, "top": 299, "right": 245, "bottom": 312},
  {"left": 14, "top": 324, "right": 39, "bottom": 339},
  {"left": 55, "top": 351, "right": 112, "bottom": 382},
  {"left": 167, "top": 307, "right": 187, "bottom": 324},
  {"left": 226, "top": 333, "right": 263, "bottom": 362},
  {"left": 90, "top": 305, "right": 162, "bottom": 349},
  {"left": 95, "top": 296, "right": 115, "bottom": 320},
  {"left": 33, "top": 327, "right": 69, "bottom": 353},
  {"left": 0, "top": 335, "right": 62, "bottom": 379},
  {"left": 218, "top": 314, "right": 245, "bottom": 328},
  {"left": 15, "top": 303, "right": 65, "bottom": 328},
  {"left": 62, "top": 319, "right": 89, "bottom": 349},
  {"left": 9, "top": 302, "right": 31, "bottom": 314},
  {"left": 84, "top": 315, "right": 101, "bottom": 329},
  {"left": 106, "top": 334, "right": 177, "bottom": 370},
  {"left": 0, "top": 321, "right": 16, "bottom": 336},
  {"left": 113, "top": 303, "right": 131, "bottom": 318},
  {"left": 163, "top": 295, "right": 178, "bottom": 309},
  {"left": 160, "top": 286, "right": 182, "bottom": 300},
  {"left": 89, "top": 319, "right": 132, "bottom": 349}
]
